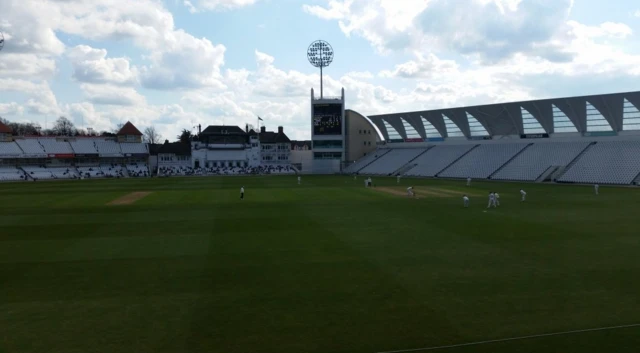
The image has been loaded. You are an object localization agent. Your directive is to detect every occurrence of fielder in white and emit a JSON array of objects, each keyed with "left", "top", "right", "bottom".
[
  {"left": 467, "top": 177, "right": 471, "bottom": 187},
  {"left": 463, "top": 195, "right": 469, "bottom": 208},
  {"left": 595, "top": 184, "right": 599, "bottom": 195},
  {"left": 494, "top": 192, "right": 500, "bottom": 207},
  {"left": 520, "top": 189, "right": 527, "bottom": 202},
  {"left": 487, "top": 192, "right": 496, "bottom": 208},
  {"left": 407, "top": 186, "right": 415, "bottom": 197},
  {"left": 397, "top": 175, "right": 401, "bottom": 184},
  {"left": 298, "top": 176, "right": 301, "bottom": 185}
]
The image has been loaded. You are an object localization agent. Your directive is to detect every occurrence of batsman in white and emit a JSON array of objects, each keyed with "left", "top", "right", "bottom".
[
  {"left": 463, "top": 195, "right": 469, "bottom": 208},
  {"left": 595, "top": 184, "right": 599, "bottom": 195},
  {"left": 520, "top": 189, "right": 527, "bottom": 202}
]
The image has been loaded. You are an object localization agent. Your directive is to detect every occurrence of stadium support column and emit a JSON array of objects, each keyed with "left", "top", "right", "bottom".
[{"left": 310, "top": 87, "right": 345, "bottom": 174}]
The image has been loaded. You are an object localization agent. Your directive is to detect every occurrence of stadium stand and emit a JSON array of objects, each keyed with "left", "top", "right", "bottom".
[
  {"left": 438, "top": 143, "right": 530, "bottom": 179},
  {"left": 95, "top": 140, "right": 123, "bottom": 155},
  {"left": 77, "top": 167, "right": 104, "bottom": 178},
  {"left": 100, "top": 164, "right": 125, "bottom": 177},
  {"left": 21, "top": 166, "right": 54, "bottom": 180},
  {"left": 121, "top": 143, "right": 148, "bottom": 154},
  {"left": 344, "top": 148, "right": 390, "bottom": 174},
  {"left": 126, "top": 163, "right": 149, "bottom": 177},
  {"left": 404, "top": 144, "right": 477, "bottom": 177},
  {"left": 0, "top": 141, "right": 23, "bottom": 155},
  {"left": 492, "top": 142, "right": 591, "bottom": 181},
  {"left": 0, "top": 166, "right": 26, "bottom": 181},
  {"left": 557, "top": 141, "right": 640, "bottom": 185},
  {"left": 359, "top": 148, "right": 427, "bottom": 175},
  {"left": 39, "top": 138, "right": 74, "bottom": 154},
  {"left": 70, "top": 139, "right": 99, "bottom": 154},
  {"left": 14, "top": 139, "right": 46, "bottom": 154},
  {"left": 48, "top": 167, "right": 78, "bottom": 179}
]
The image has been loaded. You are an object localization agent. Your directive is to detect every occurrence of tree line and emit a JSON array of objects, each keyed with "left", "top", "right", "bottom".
[{"left": 0, "top": 116, "right": 164, "bottom": 144}]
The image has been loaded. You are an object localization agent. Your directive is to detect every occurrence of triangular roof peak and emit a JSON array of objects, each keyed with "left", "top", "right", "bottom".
[{"left": 117, "top": 121, "right": 143, "bottom": 136}]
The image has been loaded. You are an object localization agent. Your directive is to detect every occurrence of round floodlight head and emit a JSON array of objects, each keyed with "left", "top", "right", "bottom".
[
  {"left": 307, "top": 40, "right": 333, "bottom": 68},
  {"left": 0, "top": 32, "right": 4, "bottom": 52}
]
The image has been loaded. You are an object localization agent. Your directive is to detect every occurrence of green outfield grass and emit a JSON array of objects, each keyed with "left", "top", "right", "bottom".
[{"left": 1, "top": 175, "right": 640, "bottom": 353}]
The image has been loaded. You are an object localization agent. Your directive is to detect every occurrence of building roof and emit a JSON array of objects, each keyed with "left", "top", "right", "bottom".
[
  {"left": 148, "top": 143, "right": 163, "bottom": 156},
  {"left": 0, "top": 121, "right": 12, "bottom": 133},
  {"left": 117, "top": 121, "right": 143, "bottom": 136},
  {"left": 365, "top": 90, "right": 640, "bottom": 139},
  {"left": 259, "top": 131, "right": 291, "bottom": 144},
  {"left": 158, "top": 141, "right": 191, "bottom": 156},
  {"left": 201, "top": 125, "right": 246, "bottom": 135}
]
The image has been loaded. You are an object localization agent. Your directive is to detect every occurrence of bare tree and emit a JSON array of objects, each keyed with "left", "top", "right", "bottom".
[
  {"left": 143, "top": 126, "right": 162, "bottom": 144},
  {"left": 177, "top": 129, "right": 193, "bottom": 144},
  {"left": 113, "top": 123, "right": 124, "bottom": 134},
  {"left": 52, "top": 116, "right": 76, "bottom": 136}
]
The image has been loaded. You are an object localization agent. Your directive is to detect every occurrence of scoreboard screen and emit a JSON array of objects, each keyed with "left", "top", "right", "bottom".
[{"left": 313, "top": 103, "right": 342, "bottom": 135}]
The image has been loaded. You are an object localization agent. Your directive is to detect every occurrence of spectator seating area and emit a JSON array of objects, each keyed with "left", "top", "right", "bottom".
[
  {"left": 404, "top": 144, "right": 477, "bottom": 177},
  {"left": 557, "top": 141, "right": 640, "bottom": 185},
  {"left": 0, "top": 166, "right": 27, "bottom": 181},
  {"left": 359, "top": 148, "right": 426, "bottom": 175},
  {"left": 39, "top": 138, "right": 75, "bottom": 154},
  {"left": 344, "top": 149, "right": 391, "bottom": 174},
  {"left": 0, "top": 142, "right": 23, "bottom": 155},
  {"left": 100, "top": 164, "right": 126, "bottom": 178},
  {"left": 438, "top": 143, "right": 530, "bottom": 179},
  {"left": 70, "top": 139, "right": 99, "bottom": 154},
  {"left": 126, "top": 163, "right": 150, "bottom": 177},
  {"left": 14, "top": 139, "right": 46, "bottom": 154},
  {"left": 492, "top": 142, "right": 591, "bottom": 181}
]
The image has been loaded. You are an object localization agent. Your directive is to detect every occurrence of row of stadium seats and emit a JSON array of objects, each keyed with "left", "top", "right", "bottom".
[
  {"left": 354, "top": 140, "right": 640, "bottom": 185},
  {"left": 0, "top": 139, "right": 148, "bottom": 155},
  {"left": 0, "top": 164, "right": 150, "bottom": 181}
]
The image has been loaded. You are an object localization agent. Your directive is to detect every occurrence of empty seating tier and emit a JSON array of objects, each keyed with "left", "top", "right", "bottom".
[
  {"left": 39, "top": 139, "right": 74, "bottom": 154},
  {"left": 120, "top": 143, "right": 148, "bottom": 154},
  {"left": 558, "top": 141, "right": 640, "bottom": 185},
  {"left": 359, "top": 148, "right": 427, "bottom": 175},
  {"left": 70, "top": 139, "right": 98, "bottom": 154},
  {"left": 95, "top": 140, "right": 122, "bottom": 154},
  {"left": 493, "top": 142, "right": 590, "bottom": 181},
  {"left": 14, "top": 139, "right": 45, "bottom": 154},
  {"left": 439, "top": 143, "right": 529, "bottom": 179},
  {"left": 345, "top": 149, "right": 389, "bottom": 173},
  {"left": 404, "top": 144, "right": 477, "bottom": 177},
  {"left": 0, "top": 142, "right": 23, "bottom": 155}
]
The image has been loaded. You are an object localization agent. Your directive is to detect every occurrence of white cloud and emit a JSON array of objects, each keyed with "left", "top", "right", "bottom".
[
  {"left": 186, "top": 0, "right": 260, "bottom": 12},
  {"left": 80, "top": 84, "right": 146, "bottom": 106},
  {"left": 0, "top": 102, "right": 25, "bottom": 116},
  {"left": 67, "top": 45, "right": 139, "bottom": 86},
  {"left": 379, "top": 53, "right": 458, "bottom": 79},
  {"left": 0, "top": 54, "right": 56, "bottom": 79}
]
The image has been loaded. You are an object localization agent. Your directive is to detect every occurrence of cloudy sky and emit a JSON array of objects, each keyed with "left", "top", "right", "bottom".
[{"left": 1, "top": 0, "right": 640, "bottom": 140}]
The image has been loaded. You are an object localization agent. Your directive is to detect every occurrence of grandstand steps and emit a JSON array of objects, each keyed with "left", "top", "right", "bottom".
[
  {"left": 536, "top": 165, "right": 559, "bottom": 183},
  {"left": 354, "top": 148, "right": 391, "bottom": 173},
  {"left": 489, "top": 143, "right": 533, "bottom": 179},
  {"left": 555, "top": 142, "right": 597, "bottom": 181},
  {"left": 392, "top": 146, "right": 433, "bottom": 176},
  {"left": 435, "top": 144, "right": 479, "bottom": 177},
  {"left": 632, "top": 171, "right": 640, "bottom": 186}
]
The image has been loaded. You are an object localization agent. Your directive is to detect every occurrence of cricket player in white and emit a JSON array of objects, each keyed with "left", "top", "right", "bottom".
[
  {"left": 594, "top": 184, "right": 599, "bottom": 195},
  {"left": 520, "top": 189, "right": 526, "bottom": 202},
  {"left": 494, "top": 192, "right": 500, "bottom": 207},
  {"left": 487, "top": 192, "right": 496, "bottom": 208},
  {"left": 463, "top": 195, "right": 469, "bottom": 208},
  {"left": 240, "top": 186, "right": 245, "bottom": 200},
  {"left": 397, "top": 175, "right": 401, "bottom": 184},
  {"left": 467, "top": 177, "right": 471, "bottom": 187},
  {"left": 298, "top": 176, "right": 301, "bottom": 185},
  {"left": 407, "top": 186, "right": 414, "bottom": 197}
]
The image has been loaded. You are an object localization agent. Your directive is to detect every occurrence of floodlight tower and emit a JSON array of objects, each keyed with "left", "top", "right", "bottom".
[{"left": 307, "top": 40, "right": 334, "bottom": 99}]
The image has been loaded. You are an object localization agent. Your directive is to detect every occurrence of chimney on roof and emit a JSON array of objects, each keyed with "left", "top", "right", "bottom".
[
  {"left": 198, "top": 124, "right": 201, "bottom": 134},
  {"left": 245, "top": 124, "right": 249, "bottom": 133},
  {"left": 260, "top": 126, "right": 266, "bottom": 133},
  {"left": 278, "top": 126, "right": 283, "bottom": 134}
]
